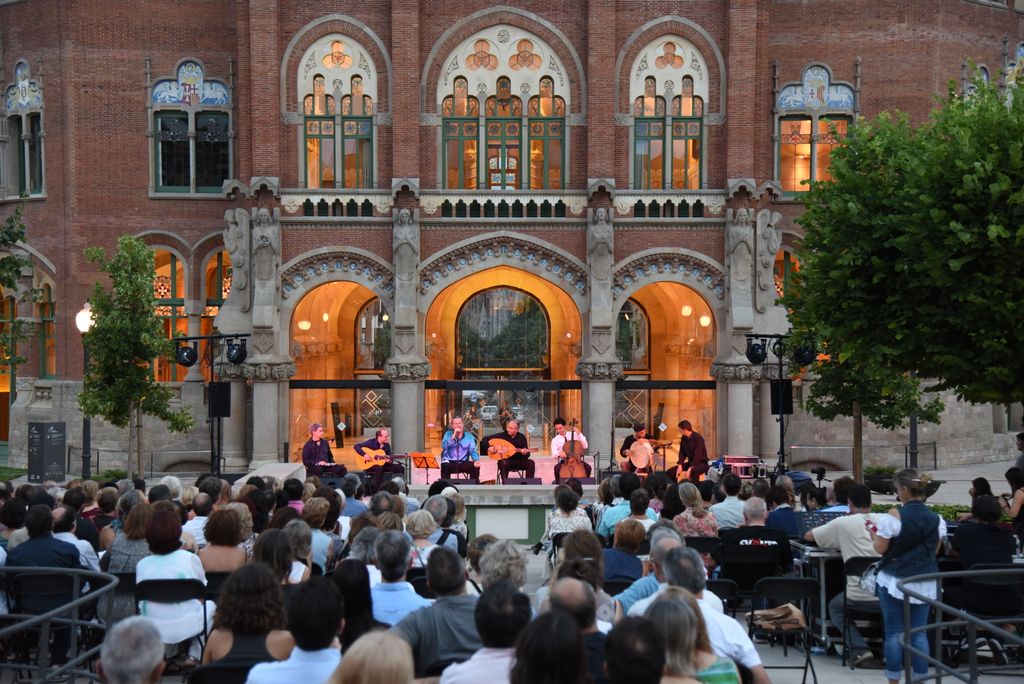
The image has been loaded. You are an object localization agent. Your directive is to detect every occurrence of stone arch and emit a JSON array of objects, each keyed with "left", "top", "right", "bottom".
[
  {"left": 420, "top": 5, "right": 586, "bottom": 115},
  {"left": 611, "top": 248, "right": 726, "bottom": 314},
  {"left": 280, "top": 247, "right": 395, "bottom": 310},
  {"left": 614, "top": 16, "right": 726, "bottom": 120},
  {"left": 280, "top": 14, "right": 393, "bottom": 117},
  {"left": 417, "top": 233, "right": 588, "bottom": 312}
]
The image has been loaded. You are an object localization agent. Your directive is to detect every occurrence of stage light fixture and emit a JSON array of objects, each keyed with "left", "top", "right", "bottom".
[
  {"left": 226, "top": 339, "right": 247, "bottom": 364},
  {"left": 793, "top": 345, "right": 817, "bottom": 366},
  {"left": 745, "top": 339, "right": 767, "bottom": 365},
  {"left": 176, "top": 342, "right": 198, "bottom": 367}
]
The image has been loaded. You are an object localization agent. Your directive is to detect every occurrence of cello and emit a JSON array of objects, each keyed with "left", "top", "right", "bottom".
[{"left": 559, "top": 418, "right": 588, "bottom": 480}]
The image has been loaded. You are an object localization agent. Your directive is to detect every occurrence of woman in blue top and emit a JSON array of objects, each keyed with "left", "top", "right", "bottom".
[{"left": 867, "top": 468, "right": 944, "bottom": 684}]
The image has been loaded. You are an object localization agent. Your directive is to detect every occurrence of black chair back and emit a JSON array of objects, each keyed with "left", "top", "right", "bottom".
[
  {"left": 718, "top": 544, "right": 780, "bottom": 594},
  {"left": 750, "top": 576, "right": 820, "bottom": 684},
  {"left": 602, "top": 579, "right": 635, "bottom": 597},
  {"left": 204, "top": 572, "right": 230, "bottom": 601},
  {"left": 706, "top": 578, "right": 740, "bottom": 616},
  {"left": 410, "top": 574, "right": 435, "bottom": 599},
  {"left": 188, "top": 662, "right": 260, "bottom": 684},
  {"left": 684, "top": 536, "right": 721, "bottom": 556},
  {"left": 135, "top": 578, "right": 206, "bottom": 606},
  {"left": 843, "top": 556, "right": 880, "bottom": 578},
  {"left": 8, "top": 571, "right": 77, "bottom": 615}
]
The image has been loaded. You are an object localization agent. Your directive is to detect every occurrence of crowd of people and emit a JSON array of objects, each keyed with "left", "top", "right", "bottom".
[{"left": 0, "top": 459, "right": 1020, "bottom": 684}]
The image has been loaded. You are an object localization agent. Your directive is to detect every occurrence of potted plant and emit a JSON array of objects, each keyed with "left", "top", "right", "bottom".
[{"left": 863, "top": 465, "right": 897, "bottom": 495}]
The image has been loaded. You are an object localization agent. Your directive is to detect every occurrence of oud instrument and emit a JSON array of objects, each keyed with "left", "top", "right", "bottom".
[{"left": 487, "top": 438, "right": 539, "bottom": 460}]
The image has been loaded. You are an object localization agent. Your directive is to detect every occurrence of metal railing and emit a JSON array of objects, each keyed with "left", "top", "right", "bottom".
[
  {"left": 0, "top": 567, "right": 119, "bottom": 683},
  {"left": 897, "top": 567, "right": 1024, "bottom": 684}
]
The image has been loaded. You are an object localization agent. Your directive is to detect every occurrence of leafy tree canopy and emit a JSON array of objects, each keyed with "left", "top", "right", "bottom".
[
  {"left": 78, "top": 235, "right": 193, "bottom": 433},
  {"left": 788, "top": 78, "right": 1024, "bottom": 408}
]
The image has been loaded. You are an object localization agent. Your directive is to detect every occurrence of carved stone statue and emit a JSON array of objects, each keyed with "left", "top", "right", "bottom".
[
  {"left": 222, "top": 208, "right": 250, "bottom": 311},
  {"left": 726, "top": 208, "right": 754, "bottom": 330},
  {"left": 755, "top": 208, "right": 784, "bottom": 312},
  {"left": 393, "top": 208, "right": 419, "bottom": 284},
  {"left": 252, "top": 208, "right": 279, "bottom": 284}
]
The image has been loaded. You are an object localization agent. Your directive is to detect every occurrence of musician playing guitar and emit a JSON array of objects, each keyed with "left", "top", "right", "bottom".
[
  {"left": 481, "top": 419, "right": 536, "bottom": 481},
  {"left": 301, "top": 422, "right": 347, "bottom": 478},
  {"left": 441, "top": 417, "right": 480, "bottom": 479},
  {"left": 353, "top": 429, "right": 405, "bottom": 481},
  {"left": 552, "top": 417, "right": 591, "bottom": 481}
]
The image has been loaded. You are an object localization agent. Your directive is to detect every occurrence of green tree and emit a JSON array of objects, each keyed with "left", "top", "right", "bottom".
[
  {"left": 783, "top": 111, "right": 947, "bottom": 480},
  {"left": 78, "top": 236, "right": 193, "bottom": 478}
]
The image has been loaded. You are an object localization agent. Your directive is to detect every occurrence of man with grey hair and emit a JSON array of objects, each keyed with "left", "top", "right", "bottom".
[
  {"left": 627, "top": 534, "right": 722, "bottom": 616},
  {"left": 423, "top": 495, "right": 459, "bottom": 552},
  {"left": 613, "top": 524, "right": 689, "bottom": 614},
  {"left": 157, "top": 475, "right": 182, "bottom": 501},
  {"left": 182, "top": 492, "right": 213, "bottom": 548},
  {"left": 340, "top": 473, "right": 368, "bottom": 517},
  {"left": 348, "top": 526, "right": 382, "bottom": 586},
  {"left": 98, "top": 616, "right": 166, "bottom": 684},
  {"left": 371, "top": 530, "right": 432, "bottom": 625},
  {"left": 391, "top": 476, "right": 419, "bottom": 512},
  {"left": 720, "top": 496, "right": 793, "bottom": 573}
]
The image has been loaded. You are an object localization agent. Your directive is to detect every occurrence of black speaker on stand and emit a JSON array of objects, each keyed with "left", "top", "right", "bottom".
[{"left": 769, "top": 379, "right": 793, "bottom": 415}]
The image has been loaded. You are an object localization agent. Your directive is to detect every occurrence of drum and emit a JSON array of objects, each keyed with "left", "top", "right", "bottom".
[{"left": 628, "top": 440, "right": 653, "bottom": 469}]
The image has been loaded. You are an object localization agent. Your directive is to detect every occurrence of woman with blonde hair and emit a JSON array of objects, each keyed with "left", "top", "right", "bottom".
[
  {"left": 328, "top": 631, "right": 412, "bottom": 684},
  {"left": 673, "top": 482, "right": 718, "bottom": 537},
  {"left": 404, "top": 509, "right": 437, "bottom": 568},
  {"left": 646, "top": 587, "right": 739, "bottom": 683}
]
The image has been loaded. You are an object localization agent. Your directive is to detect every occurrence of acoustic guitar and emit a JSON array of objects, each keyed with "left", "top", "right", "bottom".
[
  {"left": 357, "top": 447, "right": 393, "bottom": 466},
  {"left": 487, "top": 438, "right": 539, "bottom": 460}
]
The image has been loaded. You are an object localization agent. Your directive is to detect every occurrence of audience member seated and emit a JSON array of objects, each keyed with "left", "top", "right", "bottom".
[
  {"left": 1001, "top": 467, "right": 1024, "bottom": 548},
  {"left": 202, "top": 564, "right": 295, "bottom": 665},
  {"left": 441, "top": 581, "right": 532, "bottom": 684},
  {"left": 371, "top": 531, "right": 432, "bottom": 626},
  {"left": 301, "top": 497, "right": 332, "bottom": 572},
  {"left": 708, "top": 473, "right": 744, "bottom": 531},
  {"left": 182, "top": 493, "right": 213, "bottom": 549},
  {"left": 347, "top": 526, "right": 383, "bottom": 587},
  {"left": 98, "top": 616, "right": 167, "bottom": 684},
  {"left": 596, "top": 474, "right": 656, "bottom": 540},
  {"left": 245, "top": 578, "right": 342, "bottom": 684},
  {"left": 549, "top": 578, "right": 608, "bottom": 684},
  {"left": 423, "top": 495, "right": 463, "bottom": 554},
  {"left": 100, "top": 502, "right": 155, "bottom": 625},
  {"left": 466, "top": 534, "right": 497, "bottom": 593},
  {"left": 198, "top": 508, "right": 246, "bottom": 573},
  {"left": 340, "top": 475, "right": 368, "bottom": 517},
  {"left": 804, "top": 483, "right": 883, "bottom": 666},
  {"left": 92, "top": 487, "right": 119, "bottom": 531},
  {"left": 509, "top": 609, "right": 587, "bottom": 684},
  {"left": 251, "top": 529, "right": 294, "bottom": 594},
  {"left": 800, "top": 484, "right": 826, "bottom": 512},
  {"left": 61, "top": 487, "right": 100, "bottom": 552},
  {"left": 52, "top": 504, "right": 100, "bottom": 572},
  {"left": 602, "top": 519, "right": 644, "bottom": 583},
  {"left": 765, "top": 485, "right": 799, "bottom": 538},
  {"left": 626, "top": 536, "right": 721, "bottom": 617},
  {"left": 603, "top": 617, "right": 665, "bottom": 684},
  {"left": 647, "top": 587, "right": 739, "bottom": 683},
  {"left": 539, "top": 485, "right": 593, "bottom": 570},
  {"left": 328, "top": 632, "right": 414, "bottom": 684},
  {"left": 719, "top": 497, "right": 794, "bottom": 574},
  {"left": 136, "top": 509, "right": 214, "bottom": 664},
  {"left": 391, "top": 546, "right": 481, "bottom": 677},
  {"left": 281, "top": 479, "right": 305, "bottom": 515},
  {"left": 0, "top": 497, "right": 27, "bottom": 549},
  {"left": 406, "top": 509, "right": 438, "bottom": 568},
  {"left": 225, "top": 501, "right": 257, "bottom": 559},
  {"left": 674, "top": 482, "right": 719, "bottom": 537},
  {"left": 479, "top": 539, "right": 528, "bottom": 591},
  {"left": 821, "top": 476, "right": 855, "bottom": 512},
  {"left": 551, "top": 530, "right": 620, "bottom": 625},
  {"left": 627, "top": 489, "right": 657, "bottom": 532},
  {"left": 332, "top": 558, "right": 387, "bottom": 651},
  {"left": 947, "top": 494, "right": 1018, "bottom": 615},
  {"left": 282, "top": 519, "right": 313, "bottom": 583}
]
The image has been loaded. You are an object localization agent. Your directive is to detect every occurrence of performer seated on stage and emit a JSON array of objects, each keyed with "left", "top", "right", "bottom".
[
  {"left": 552, "top": 417, "right": 591, "bottom": 481},
  {"left": 301, "top": 423, "right": 347, "bottom": 478},
  {"left": 440, "top": 417, "right": 480, "bottom": 479},
  {"left": 619, "top": 422, "right": 651, "bottom": 474},
  {"left": 481, "top": 419, "right": 536, "bottom": 481},
  {"left": 672, "top": 419, "right": 709, "bottom": 483},
  {"left": 354, "top": 429, "right": 405, "bottom": 484}
]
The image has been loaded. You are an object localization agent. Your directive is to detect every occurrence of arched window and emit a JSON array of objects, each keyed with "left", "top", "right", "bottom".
[
  {"left": 616, "top": 299, "right": 649, "bottom": 371},
  {"left": 442, "top": 77, "right": 480, "bottom": 189},
  {"left": 151, "top": 60, "right": 231, "bottom": 194},
  {"left": 775, "top": 65, "right": 854, "bottom": 192},
  {"left": 355, "top": 297, "right": 391, "bottom": 371},
  {"left": 38, "top": 283, "right": 56, "bottom": 378},
  {"left": 3, "top": 60, "right": 44, "bottom": 198},
  {"left": 457, "top": 288, "right": 548, "bottom": 377},
  {"left": 527, "top": 76, "right": 565, "bottom": 189},
  {"left": 299, "top": 36, "right": 378, "bottom": 189},
  {"left": 633, "top": 75, "right": 703, "bottom": 190},
  {"left": 153, "top": 249, "right": 186, "bottom": 382},
  {"left": 485, "top": 77, "right": 522, "bottom": 189}
]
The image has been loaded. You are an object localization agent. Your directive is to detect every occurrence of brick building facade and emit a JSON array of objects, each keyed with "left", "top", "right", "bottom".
[{"left": 0, "top": 0, "right": 1021, "bottom": 474}]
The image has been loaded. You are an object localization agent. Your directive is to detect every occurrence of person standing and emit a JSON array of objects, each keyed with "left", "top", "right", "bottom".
[
  {"left": 552, "top": 418, "right": 591, "bottom": 481},
  {"left": 676, "top": 420, "right": 709, "bottom": 483},
  {"left": 1015, "top": 432, "right": 1024, "bottom": 471},
  {"left": 482, "top": 420, "right": 535, "bottom": 482},
  {"left": 355, "top": 429, "right": 405, "bottom": 482},
  {"left": 441, "top": 417, "right": 480, "bottom": 480},
  {"left": 301, "top": 423, "right": 346, "bottom": 478}
]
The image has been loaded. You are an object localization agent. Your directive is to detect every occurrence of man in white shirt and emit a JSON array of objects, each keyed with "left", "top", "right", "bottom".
[
  {"left": 440, "top": 581, "right": 531, "bottom": 684},
  {"left": 806, "top": 483, "right": 884, "bottom": 666},
  {"left": 52, "top": 505, "right": 100, "bottom": 573},
  {"left": 627, "top": 538, "right": 723, "bottom": 617},
  {"left": 709, "top": 472, "right": 745, "bottom": 530},
  {"left": 551, "top": 417, "right": 591, "bottom": 481},
  {"left": 181, "top": 493, "right": 212, "bottom": 548},
  {"left": 246, "top": 578, "right": 342, "bottom": 684}
]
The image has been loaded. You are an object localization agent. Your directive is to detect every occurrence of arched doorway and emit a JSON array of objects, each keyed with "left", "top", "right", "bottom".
[
  {"left": 614, "top": 281, "right": 717, "bottom": 459},
  {"left": 423, "top": 266, "right": 582, "bottom": 452},
  {"left": 287, "top": 280, "right": 392, "bottom": 469}
]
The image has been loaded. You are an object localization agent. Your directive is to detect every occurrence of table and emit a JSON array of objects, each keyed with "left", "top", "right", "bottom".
[{"left": 791, "top": 540, "right": 843, "bottom": 644}]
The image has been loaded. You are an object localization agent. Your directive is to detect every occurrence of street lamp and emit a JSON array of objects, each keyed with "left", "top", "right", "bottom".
[{"left": 75, "top": 303, "right": 95, "bottom": 479}]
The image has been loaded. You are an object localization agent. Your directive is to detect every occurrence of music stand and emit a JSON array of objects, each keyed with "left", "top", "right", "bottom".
[{"left": 410, "top": 452, "right": 439, "bottom": 484}]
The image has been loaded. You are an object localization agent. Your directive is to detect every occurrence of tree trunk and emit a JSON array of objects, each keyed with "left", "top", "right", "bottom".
[
  {"left": 135, "top": 405, "right": 144, "bottom": 481},
  {"left": 127, "top": 400, "right": 137, "bottom": 480},
  {"left": 852, "top": 399, "right": 863, "bottom": 482}
]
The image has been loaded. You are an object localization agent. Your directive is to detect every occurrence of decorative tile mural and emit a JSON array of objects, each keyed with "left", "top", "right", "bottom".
[{"left": 152, "top": 61, "right": 229, "bottom": 107}]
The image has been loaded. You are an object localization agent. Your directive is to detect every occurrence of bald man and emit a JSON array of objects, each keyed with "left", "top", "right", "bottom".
[{"left": 549, "top": 578, "right": 607, "bottom": 684}]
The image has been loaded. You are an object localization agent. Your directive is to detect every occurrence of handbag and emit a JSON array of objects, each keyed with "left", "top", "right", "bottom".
[
  {"left": 859, "top": 561, "right": 881, "bottom": 594},
  {"left": 746, "top": 602, "right": 807, "bottom": 631}
]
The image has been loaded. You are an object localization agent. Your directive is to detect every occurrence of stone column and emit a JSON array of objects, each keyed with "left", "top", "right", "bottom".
[
  {"left": 994, "top": 404, "right": 1008, "bottom": 433},
  {"left": 217, "top": 362, "right": 248, "bottom": 468},
  {"left": 384, "top": 362, "right": 430, "bottom": 455},
  {"left": 1011, "top": 403, "right": 1023, "bottom": 433},
  {"left": 710, "top": 361, "right": 760, "bottom": 456},
  {"left": 244, "top": 361, "right": 294, "bottom": 464},
  {"left": 386, "top": 207, "right": 430, "bottom": 455},
  {"left": 577, "top": 361, "right": 622, "bottom": 472}
]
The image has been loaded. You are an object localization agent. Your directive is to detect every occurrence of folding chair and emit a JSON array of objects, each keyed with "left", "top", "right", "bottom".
[
  {"left": 718, "top": 544, "right": 781, "bottom": 606},
  {"left": 951, "top": 563, "right": 1024, "bottom": 666},
  {"left": 134, "top": 578, "right": 209, "bottom": 660},
  {"left": 706, "top": 578, "right": 740, "bottom": 617},
  {"left": 602, "top": 579, "right": 636, "bottom": 597},
  {"left": 749, "top": 576, "right": 820, "bottom": 684},
  {"left": 203, "top": 572, "right": 230, "bottom": 602},
  {"left": 410, "top": 574, "right": 436, "bottom": 599},
  {"left": 6, "top": 571, "right": 79, "bottom": 670},
  {"left": 841, "top": 556, "right": 882, "bottom": 668}
]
